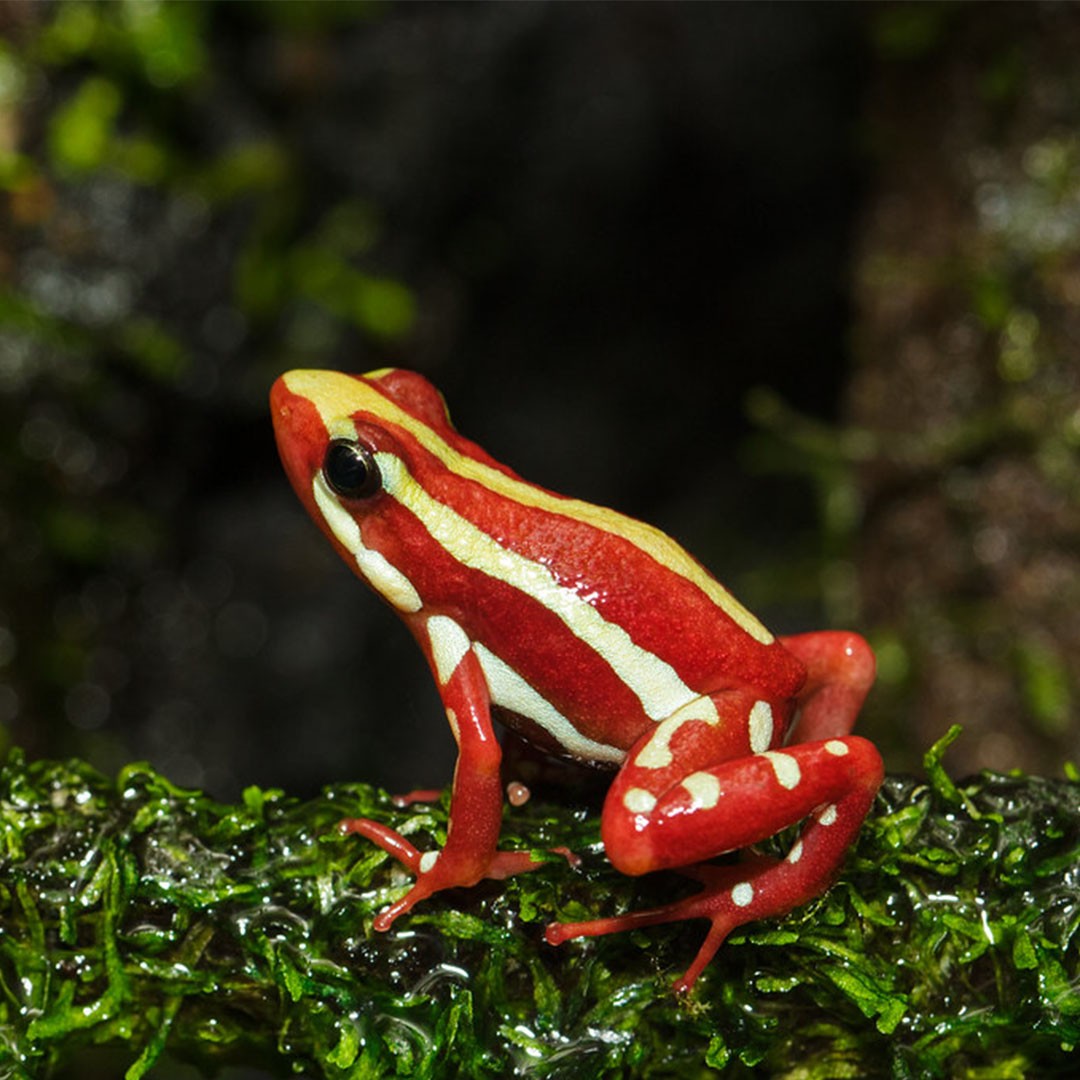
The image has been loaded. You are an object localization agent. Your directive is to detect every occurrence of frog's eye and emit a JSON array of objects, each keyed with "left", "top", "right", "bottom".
[{"left": 322, "top": 439, "right": 381, "bottom": 499}]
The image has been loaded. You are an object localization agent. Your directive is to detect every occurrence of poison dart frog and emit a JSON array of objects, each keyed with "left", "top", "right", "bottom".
[{"left": 271, "top": 368, "right": 883, "bottom": 992}]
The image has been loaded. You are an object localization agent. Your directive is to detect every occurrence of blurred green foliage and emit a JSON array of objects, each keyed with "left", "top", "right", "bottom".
[
  {"left": 4, "top": 0, "right": 413, "bottom": 341},
  {"left": 849, "top": 5, "right": 1080, "bottom": 775},
  {"left": 0, "top": 0, "right": 416, "bottom": 767}
]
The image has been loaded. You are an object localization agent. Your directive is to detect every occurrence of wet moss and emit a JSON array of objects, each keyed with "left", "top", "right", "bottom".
[{"left": 1, "top": 729, "right": 1078, "bottom": 1077}]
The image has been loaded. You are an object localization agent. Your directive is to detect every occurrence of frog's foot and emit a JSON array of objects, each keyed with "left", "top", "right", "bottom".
[
  {"left": 545, "top": 855, "right": 782, "bottom": 993},
  {"left": 339, "top": 816, "right": 574, "bottom": 930}
]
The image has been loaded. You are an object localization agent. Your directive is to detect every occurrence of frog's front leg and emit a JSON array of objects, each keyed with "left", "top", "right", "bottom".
[
  {"left": 340, "top": 616, "right": 541, "bottom": 930},
  {"left": 780, "top": 630, "right": 876, "bottom": 744},
  {"left": 545, "top": 691, "right": 883, "bottom": 992}
]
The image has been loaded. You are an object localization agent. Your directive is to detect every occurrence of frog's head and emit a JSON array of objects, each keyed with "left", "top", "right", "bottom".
[
  {"left": 271, "top": 368, "right": 452, "bottom": 510},
  {"left": 271, "top": 368, "right": 490, "bottom": 612}
]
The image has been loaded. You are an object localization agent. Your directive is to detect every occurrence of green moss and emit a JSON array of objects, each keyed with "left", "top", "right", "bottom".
[{"left": 1, "top": 730, "right": 1079, "bottom": 1077}]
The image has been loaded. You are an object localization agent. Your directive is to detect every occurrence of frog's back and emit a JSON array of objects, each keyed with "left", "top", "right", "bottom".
[
  {"left": 414, "top": 456, "right": 803, "bottom": 685},
  {"left": 371, "top": 390, "right": 804, "bottom": 745}
]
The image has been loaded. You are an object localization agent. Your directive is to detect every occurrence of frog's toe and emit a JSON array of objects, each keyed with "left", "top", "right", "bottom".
[{"left": 338, "top": 816, "right": 423, "bottom": 872}]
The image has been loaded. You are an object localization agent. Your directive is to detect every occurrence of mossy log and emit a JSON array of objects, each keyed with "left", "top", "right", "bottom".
[{"left": 1, "top": 731, "right": 1078, "bottom": 1078}]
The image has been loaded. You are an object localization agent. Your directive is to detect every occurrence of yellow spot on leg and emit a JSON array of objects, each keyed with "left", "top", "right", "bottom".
[
  {"left": 731, "top": 881, "right": 754, "bottom": 907},
  {"left": 763, "top": 750, "right": 801, "bottom": 790},
  {"left": 623, "top": 788, "right": 657, "bottom": 814},
  {"left": 748, "top": 700, "right": 774, "bottom": 752},
  {"left": 681, "top": 771, "right": 721, "bottom": 810}
]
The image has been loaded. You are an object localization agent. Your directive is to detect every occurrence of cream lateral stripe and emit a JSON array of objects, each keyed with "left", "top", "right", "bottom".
[
  {"left": 311, "top": 475, "right": 422, "bottom": 612},
  {"left": 473, "top": 643, "right": 625, "bottom": 764},
  {"left": 378, "top": 451, "right": 699, "bottom": 722},
  {"left": 427, "top": 615, "right": 471, "bottom": 685},
  {"left": 284, "top": 369, "right": 773, "bottom": 645}
]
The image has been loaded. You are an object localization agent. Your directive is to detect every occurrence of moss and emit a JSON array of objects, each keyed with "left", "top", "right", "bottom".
[{"left": 1, "top": 730, "right": 1078, "bottom": 1077}]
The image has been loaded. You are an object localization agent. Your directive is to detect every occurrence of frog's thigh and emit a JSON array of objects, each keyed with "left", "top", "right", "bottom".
[{"left": 602, "top": 694, "right": 882, "bottom": 877}]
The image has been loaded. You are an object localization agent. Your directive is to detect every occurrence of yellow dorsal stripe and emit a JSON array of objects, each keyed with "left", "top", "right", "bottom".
[{"left": 283, "top": 369, "right": 773, "bottom": 645}]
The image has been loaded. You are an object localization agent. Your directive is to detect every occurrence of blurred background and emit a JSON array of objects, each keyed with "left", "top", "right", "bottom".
[{"left": 1, "top": 1, "right": 1078, "bottom": 803}]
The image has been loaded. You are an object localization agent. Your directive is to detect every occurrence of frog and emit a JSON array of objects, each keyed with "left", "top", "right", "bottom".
[{"left": 270, "top": 367, "right": 883, "bottom": 992}]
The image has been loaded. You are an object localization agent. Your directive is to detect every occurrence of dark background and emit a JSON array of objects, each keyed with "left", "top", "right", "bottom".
[{"left": 3, "top": 1, "right": 1078, "bottom": 804}]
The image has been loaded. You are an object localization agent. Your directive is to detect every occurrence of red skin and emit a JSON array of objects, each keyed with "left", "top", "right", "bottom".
[{"left": 272, "top": 370, "right": 884, "bottom": 992}]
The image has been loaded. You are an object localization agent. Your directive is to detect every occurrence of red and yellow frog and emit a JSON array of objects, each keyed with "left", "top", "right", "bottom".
[{"left": 271, "top": 368, "right": 883, "bottom": 992}]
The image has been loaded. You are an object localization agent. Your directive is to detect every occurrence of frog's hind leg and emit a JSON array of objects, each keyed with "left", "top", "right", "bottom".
[
  {"left": 547, "top": 852, "right": 778, "bottom": 993},
  {"left": 545, "top": 693, "right": 882, "bottom": 992}
]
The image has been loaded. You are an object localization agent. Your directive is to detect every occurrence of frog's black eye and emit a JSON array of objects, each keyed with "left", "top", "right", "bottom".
[{"left": 322, "top": 440, "right": 381, "bottom": 499}]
